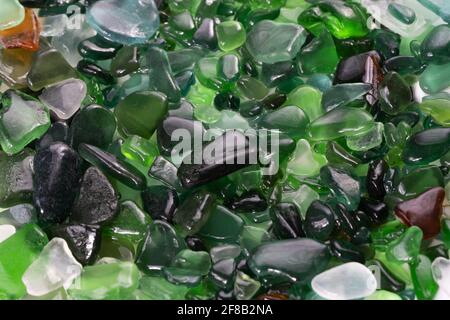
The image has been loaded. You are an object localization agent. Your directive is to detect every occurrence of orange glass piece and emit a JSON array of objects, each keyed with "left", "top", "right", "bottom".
[{"left": 0, "top": 8, "right": 40, "bottom": 51}]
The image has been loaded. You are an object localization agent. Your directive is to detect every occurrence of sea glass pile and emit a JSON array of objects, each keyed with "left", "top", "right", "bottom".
[{"left": 0, "top": 0, "right": 449, "bottom": 300}]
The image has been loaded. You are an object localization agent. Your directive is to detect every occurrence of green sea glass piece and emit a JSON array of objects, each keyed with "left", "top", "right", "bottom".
[
  {"left": 27, "top": 45, "right": 78, "bottom": 92},
  {"left": 298, "top": 30, "right": 339, "bottom": 75},
  {"left": 386, "top": 226, "right": 423, "bottom": 264},
  {"left": 419, "top": 99, "right": 450, "bottom": 126},
  {"left": 285, "top": 85, "right": 323, "bottom": 121},
  {"left": 419, "top": 63, "right": 450, "bottom": 94},
  {"left": 135, "top": 220, "right": 186, "bottom": 274},
  {"left": 0, "top": 90, "right": 50, "bottom": 155},
  {"left": 138, "top": 276, "right": 189, "bottom": 300},
  {"left": 0, "top": 224, "right": 48, "bottom": 299},
  {"left": 0, "top": 148, "right": 34, "bottom": 207},
  {"left": 308, "top": 107, "right": 374, "bottom": 141},
  {"left": 410, "top": 254, "right": 438, "bottom": 300},
  {"left": 216, "top": 21, "right": 246, "bottom": 52},
  {"left": 115, "top": 91, "right": 168, "bottom": 139},
  {"left": 68, "top": 261, "right": 140, "bottom": 300},
  {"left": 248, "top": 238, "right": 331, "bottom": 286},
  {"left": 246, "top": 20, "right": 307, "bottom": 64},
  {"left": 388, "top": 3, "right": 416, "bottom": 25},
  {"left": 298, "top": 0, "right": 369, "bottom": 39}
]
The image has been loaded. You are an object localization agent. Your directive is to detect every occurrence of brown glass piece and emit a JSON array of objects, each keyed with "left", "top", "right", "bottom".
[
  {"left": 394, "top": 187, "right": 445, "bottom": 239},
  {"left": 0, "top": 8, "right": 40, "bottom": 51}
]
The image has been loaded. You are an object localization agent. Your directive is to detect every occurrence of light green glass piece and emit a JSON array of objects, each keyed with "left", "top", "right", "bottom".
[
  {"left": 194, "top": 103, "right": 222, "bottom": 124},
  {"left": 419, "top": 63, "right": 450, "bottom": 94},
  {"left": 121, "top": 135, "right": 159, "bottom": 169},
  {"left": 287, "top": 139, "right": 327, "bottom": 178},
  {"left": 138, "top": 276, "right": 190, "bottom": 300},
  {"left": 249, "top": 0, "right": 286, "bottom": 10},
  {"left": 285, "top": 85, "right": 323, "bottom": 121},
  {"left": 216, "top": 21, "right": 246, "bottom": 52},
  {"left": 168, "top": 0, "right": 201, "bottom": 16},
  {"left": 384, "top": 122, "right": 411, "bottom": 148},
  {"left": 386, "top": 226, "right": 423, "bottom": 264},
  {"left": 246, "top": 20, "right": 307, "bottom": 64},
  {"left": 0, "top": 0, "right": 25, "bottom": 30},
  {"left": 0, "top": 91, "right": 50, "bottom": 155},
  {"left": 419, "top": 99, "right": 450, "bottom": 126},
  {"left": 170, "top": 249, "right": 211, "bottom": 276},
  {"left": 195, "top": 55, "right": 225, "bottom": 91},
  {"left": 346, "top": 122, "right": 384, "bottom": 152},
  {"left": 240, "top": 225, "right": 272, "bottom": 254},
  {"left": 410, "top": 254, "right": 438, "bottom": 300},
  {"left": 0, "top": 224, "right": 48, "bottom": 299},
  {"left": 234, "top": 271, "right": 261, "bottom": 300},
  {"left": 308, "top": 107, "right": 374, "bottom": 141},
  {"left": 375, "top": 251, "right": 412, "bottom": 285},
  {"left": 211, "top": 110, "right": 249, "bottom": 131},
  {"left": 237, "top": 76, "right": 269, "bottom": 100},
  {"left": 365, "top": 290, "right": 402, "bottom": 300},
  {"left": 187, "top": 82, "right": 215, "bottom": 109},
  {"left": 68, "top": 261, "right": 140, "bottom": 300},
  {"left": 187, "top": 82, "right": 221, "bottom": 124}
]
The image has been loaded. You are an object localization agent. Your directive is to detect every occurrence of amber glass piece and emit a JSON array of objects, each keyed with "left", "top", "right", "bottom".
[
  {"left": 0, "top": 8, "right": 40, "bottom": 51},
  {"left": 395, "top": 187, "right": 445, "bottom": 240},
  {"left": 256, "top": 292, "right": 289, "bottom": 300}
]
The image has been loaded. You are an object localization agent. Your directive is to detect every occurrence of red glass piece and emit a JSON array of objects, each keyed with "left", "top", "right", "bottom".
[{"left": 395, "top": 187, "right": 445, "bottom": 239}]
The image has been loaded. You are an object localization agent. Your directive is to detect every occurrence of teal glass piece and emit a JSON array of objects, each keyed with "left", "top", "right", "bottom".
[
  {"left": 86, "top": 0, "right": 160, "bottom": 45},
  {"left": 418, "top": 0, "right": 450, "bottom": 23},
  {"left": 388, "top": 3, "right": 416, "bottom": 25},
  {"left": 146, "top": 47, "right": 181, "bottom": 103},
  {"left": 419, "top": 63, "right": 450, "bottom": 94}
]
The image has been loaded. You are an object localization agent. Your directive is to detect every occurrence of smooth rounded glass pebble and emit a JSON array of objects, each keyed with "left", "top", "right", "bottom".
[
  {"left": 0, "top": 225, "right": 16, "bottom": 243},
  {"left": 0, "top": 0, "right": 449, "bottom": 301},
  {"left": 22, "top": 238, "right": 82, "bottom": 297},
  {"left": 431, "top": 257, "right": 450, "bottom": 296},
  {"left": 87, "top": 0, "right": 160, "bottom": 45},
  {"left": 311, "top": 262, "right": 378, "bottom": 300}
]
